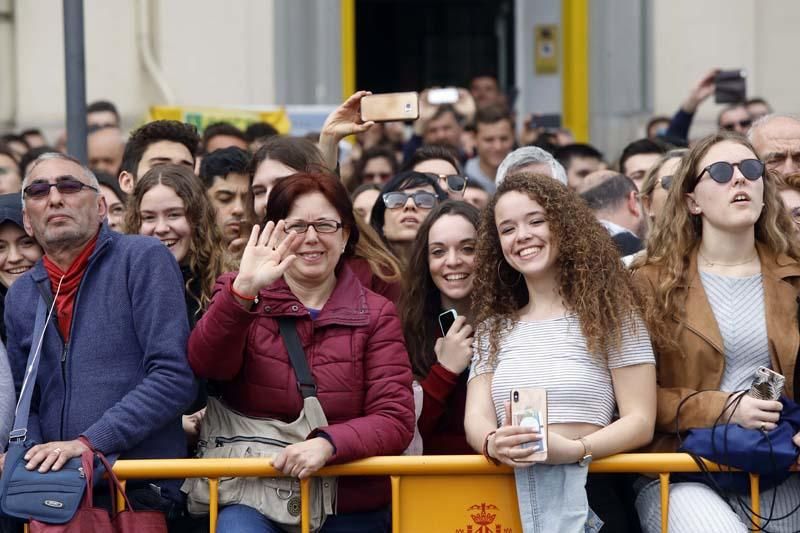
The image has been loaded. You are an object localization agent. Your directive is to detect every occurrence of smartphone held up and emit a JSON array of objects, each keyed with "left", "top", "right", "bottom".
[{"left": 360, "top": 92, "right": 420, "bottom": 123}]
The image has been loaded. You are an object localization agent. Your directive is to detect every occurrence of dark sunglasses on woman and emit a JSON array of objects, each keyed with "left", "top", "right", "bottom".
[
  {"left": 423, "top": 173, "right": 468, "bottom": 193},
  {"left": 658, "top": 175, "right": 673, "bottom": 190},
  {"left": 695, "top": 159, "right": 764, "bottom": 185},
  {"left": 382, "top": 190, "right": 438, "bottom": 209}
]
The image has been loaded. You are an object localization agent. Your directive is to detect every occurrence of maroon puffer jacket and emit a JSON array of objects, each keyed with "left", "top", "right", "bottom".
[{"left": 188, "top": 264, "right": 414, "bottom": 514}]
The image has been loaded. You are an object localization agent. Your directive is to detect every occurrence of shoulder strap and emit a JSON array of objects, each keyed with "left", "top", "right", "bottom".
[
  {"left": 278, "top": 317, "right": 317, "bottom": 399},
  {"left": 9, "top": 297, "right": 50, "bottom": 443}
]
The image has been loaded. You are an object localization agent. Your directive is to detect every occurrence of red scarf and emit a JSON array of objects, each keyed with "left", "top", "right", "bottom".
[{"left": 43, "top": 234, "right": 99, "bottom": 341}]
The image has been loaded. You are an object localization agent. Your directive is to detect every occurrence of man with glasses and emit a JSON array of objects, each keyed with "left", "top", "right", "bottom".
[
  {"left": 5, "top": 152, "right": 195, "bottom": 519},
  {"left": 748, "top": 114, "right": 800, "bottom": 178},
  {"left": 718, "top": 104, "right": 752, "bottom": 134}
]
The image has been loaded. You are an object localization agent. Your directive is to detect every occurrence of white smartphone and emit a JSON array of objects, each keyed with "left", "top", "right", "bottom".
[{"left": 427, "top": 87, "right": 459, "bottom": 105}]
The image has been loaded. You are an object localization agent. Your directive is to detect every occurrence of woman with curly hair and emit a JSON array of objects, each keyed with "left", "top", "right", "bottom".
[
  {"left": 400, "top": 200, "right": 480, "bottom": 454},
  {"left": 464, "top": 172, "right": 656, "bottom": 532},
  {"left": 632, "top": 132, "right": 800, "bottom": 533},
  {"left": 126, "top": 164, "right": 232, "bottom": 443},
  {"left": 126, "top": 164, "right": 230, "bottom": 326}
]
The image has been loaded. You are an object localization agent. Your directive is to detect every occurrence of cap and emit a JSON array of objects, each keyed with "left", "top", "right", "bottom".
[{"left": 0, "top": 193, "right": 23, "bottom": 228}]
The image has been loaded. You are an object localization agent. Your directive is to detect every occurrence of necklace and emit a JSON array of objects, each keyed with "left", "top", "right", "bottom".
[{"left": 698, "top": 250, "right": 758, "bottom": 267}]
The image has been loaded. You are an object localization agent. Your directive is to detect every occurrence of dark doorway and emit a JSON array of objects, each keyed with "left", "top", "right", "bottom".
[{"left": 355, "top": 0, "right": 514, "bottom": 94}]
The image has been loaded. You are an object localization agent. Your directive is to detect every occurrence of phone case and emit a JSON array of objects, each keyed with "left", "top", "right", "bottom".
[
  {"left": 360, "top": 92, "right": 420, "bottom": 122},
  {"left": 510, "top": 388, "right": 548, "bottom": 463},
  {"left": 438, "top": 309, "right": 457, "bottom": 336}
]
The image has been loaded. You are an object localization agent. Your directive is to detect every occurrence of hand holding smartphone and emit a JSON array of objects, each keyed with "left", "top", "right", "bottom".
[
  {"left": 510, "top": 388, "right": 548, "bottom": 463},
  {"left": 434, "top": 310, "right": 473, "bottom": 375}
]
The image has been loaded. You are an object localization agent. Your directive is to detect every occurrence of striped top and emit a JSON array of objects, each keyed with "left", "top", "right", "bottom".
[
  {"left": 700, "top": 272, "right": 770, "bottom": 392},
  {"left": 469, "top": 314, "right": 655, "bottom": 426}
]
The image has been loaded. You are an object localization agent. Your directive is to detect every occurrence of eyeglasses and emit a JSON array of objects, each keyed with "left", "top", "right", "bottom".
[
  {"left": 283, "top": 220, "right": 343, "bottom": 234},
  {"left": 695, "top": 159, "right": 764, "bottom": 186},
  {"left": 23, "top": 177, "right": 99, "bottom": 199},
  {"left": 721, "top": 119, "right": 753, "bottom": 131},
  {"left": 423, "top": 173, "right": 468, "bottom": 193},
  {"left": 363, "top": 172, "right": 392, "bottom": 182},
  {"left": 658, "top": 175, "right": 673, "bottom": 190},
  {"left": 382, "top": 191, "right": 438, "bottom": 209}
]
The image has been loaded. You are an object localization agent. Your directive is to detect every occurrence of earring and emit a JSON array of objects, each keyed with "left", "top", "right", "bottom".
[{"left": 497, "top": 261, "right": 522, "bottom": 288}]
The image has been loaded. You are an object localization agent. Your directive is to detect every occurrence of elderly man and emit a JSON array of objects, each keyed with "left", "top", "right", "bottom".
[
  {"left": 495, "top": 146, "right": 568, "bottom": 187},
  {"left": 749, "top": 115, "right": 800, "bottom": 178},
  {"left": 4, "top": 153, "right": 195, "bottom": 516}
]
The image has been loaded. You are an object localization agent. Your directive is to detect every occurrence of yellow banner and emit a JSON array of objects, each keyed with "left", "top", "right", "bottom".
[{"left": 147, "top": 106, "right": 291, "bottom": 135}]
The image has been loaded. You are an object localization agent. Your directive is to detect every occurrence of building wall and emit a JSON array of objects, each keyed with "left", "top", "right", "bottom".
[
  {"left": 649, "top": 0, "right": 799, "bottom": 141},
  {"left": 5, "top": 0, "right": 800, "bottom": 152},
  {"left": 11, "top": 0, "right": 277, "bottom": 135}
]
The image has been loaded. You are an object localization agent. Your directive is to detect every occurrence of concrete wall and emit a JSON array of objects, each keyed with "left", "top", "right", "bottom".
[
  {"left": 5, "top": 0, "right": 800, "bottom": 151},
  {"left": 649, "top": 0, "right": 800, "bottom": 140},
  {"left": 11, "top": 0, "right": 277, "bottom": 136}
]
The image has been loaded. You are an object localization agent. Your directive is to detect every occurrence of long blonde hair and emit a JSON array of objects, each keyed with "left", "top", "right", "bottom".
[{"left": 635, "top": 132, "right": 800, "bottom": 347}]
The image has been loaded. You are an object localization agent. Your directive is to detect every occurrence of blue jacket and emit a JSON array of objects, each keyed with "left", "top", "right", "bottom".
[{"left": 4, "top": 224, "right": 195, "bottom": 463}]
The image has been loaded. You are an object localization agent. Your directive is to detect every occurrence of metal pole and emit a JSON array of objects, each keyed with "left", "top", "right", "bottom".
[{"left": 63, "top": 0, "right": 87, "bottom": 164}]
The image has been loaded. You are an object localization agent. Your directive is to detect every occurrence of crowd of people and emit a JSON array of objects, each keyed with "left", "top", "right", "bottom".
[{"left": 0, "top": 68, "right": 799, "bottom": 532}]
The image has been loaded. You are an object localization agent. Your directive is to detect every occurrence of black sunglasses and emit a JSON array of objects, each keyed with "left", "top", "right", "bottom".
[
  {"left": 721, "top": 119, "right": 753, "bottom": 131},
  {"left": 695, "top": 159, "right": 764, "bottom": 186},
  {"left": 658, "top": 175, "right": 673, "bottom": 190},
  {"left": 382, "top": 191, "right": 438, "bottom": 209},
  {"left": 423, "top": 173, "right": 468, "bottom": 193},
  {"left": 24, "top": 177, "right": 99, "bottom": 199}
]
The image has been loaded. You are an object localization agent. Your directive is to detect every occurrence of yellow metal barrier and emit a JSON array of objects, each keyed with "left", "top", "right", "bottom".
[{"left": 96, "top": 454, "right": 790, "bottom": 533}]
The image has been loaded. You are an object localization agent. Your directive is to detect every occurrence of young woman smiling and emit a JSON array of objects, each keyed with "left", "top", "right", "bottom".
[
  {"left": 400, "top": 201, "right": 480, "bottom": 454},
  {"left": 465, "top": 172, "right": 657, "bottom": 532},
  {"left": 126, "top": 164, "right": 229, "bottom": 326},
  {"left": 0, "top": 193, "right": 43, "bottom": 343}
]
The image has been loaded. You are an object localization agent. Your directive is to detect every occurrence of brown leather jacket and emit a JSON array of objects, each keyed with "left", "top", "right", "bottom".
[{"left": 633, "top": 243, "right": 800, "bottom": 452}]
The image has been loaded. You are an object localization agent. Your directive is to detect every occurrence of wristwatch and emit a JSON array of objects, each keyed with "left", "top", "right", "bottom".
[{"left": 578, "top": 437, "right": 593, "bottom": 467}]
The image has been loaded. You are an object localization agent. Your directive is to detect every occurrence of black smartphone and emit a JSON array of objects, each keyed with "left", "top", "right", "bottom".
[
  {"left": 715, "top": 70, "right": 746, "bottom": 104},
  {"left": 438, "top": 309, "right": 457, "bottom": 336},
  {"left": 529, "top": 113, "right": 562, "bottom": 130}
]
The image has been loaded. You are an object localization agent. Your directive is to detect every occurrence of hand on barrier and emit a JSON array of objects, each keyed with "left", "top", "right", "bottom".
[
  {"left": 272, "top": 437, "right": 335, "bottom": 479},
  {"left": 434, "top": 316, "right": 473, "bottom": 375},
  {"left": 727, "top": 394, "right": 782, "bottom": 431},
  {"left": 183, "top": 408, "right": 207, "bottom": 444},
  {"left": 24, "top": 439, "right": 90, "bottom": 473},
  {"left": 487, "top": 401, "right": 543, "bottom": 467},
  {"left": 232, "top": 221, "right": 300, "bottom": 304}
]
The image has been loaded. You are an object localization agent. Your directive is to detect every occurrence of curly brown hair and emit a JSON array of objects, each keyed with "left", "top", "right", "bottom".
[
  {"left": 472, "top": 172, "right": 648, "bottom": 364},
  {"left": 124, "top": 164, "right": 231, "bottom": 316},
  {"left": 634, "top": 132, "right": 800, "bottom": 349}
]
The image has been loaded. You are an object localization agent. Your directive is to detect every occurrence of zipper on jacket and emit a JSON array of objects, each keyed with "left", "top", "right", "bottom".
[
  {"left": 59, "top": 345, "right": 68, "bottom": 439},
  {"left": 55, "top": 234, "right": 109, "bottom": 440},
  {"left": 214, "top": 436, "right": 292, "bottom": 448}
]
